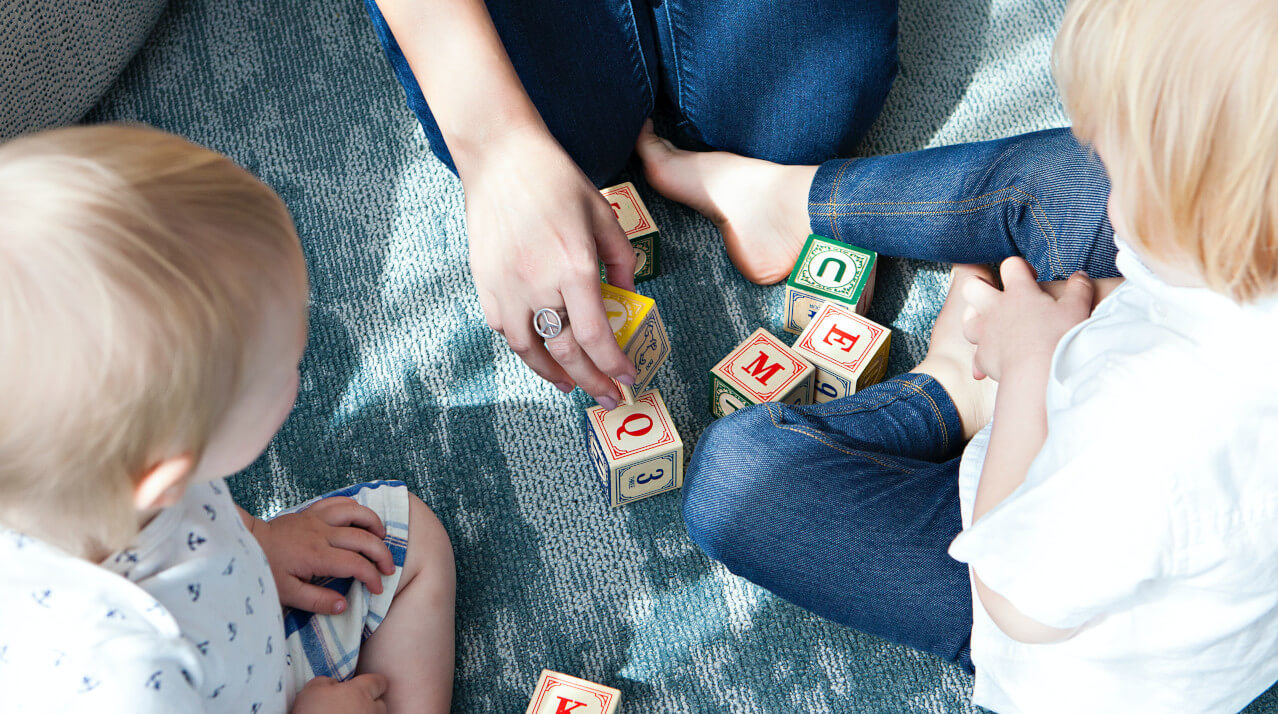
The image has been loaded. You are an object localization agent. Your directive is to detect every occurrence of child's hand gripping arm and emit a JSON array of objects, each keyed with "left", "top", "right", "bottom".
[
  {"left": 961, "top": 258, "right": 1096, "bottom": 644},
  {"left": 237, "top": 500, "right": 395, "bottom": 616},
  {"left": 291, "top": 673, "right": 389, "bottom": 713}
]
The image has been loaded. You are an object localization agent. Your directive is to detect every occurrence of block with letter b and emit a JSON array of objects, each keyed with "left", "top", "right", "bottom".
[
  {"left": 783, "top": 234, "right": 877, "bottom": 334},
  {"left": 525, "top": 669, "right": 621, "bottom": 714},
  {"left": 600, "top": 181, "right": 660, "bottom": 283},
  {"left": 792, "top": 303, "right": 891, "bottom": 403},
  {"left": 585, "top": 389, "right": 683, "bottom": 507},
  {"left": 708, "top": 328, "right": 815, "bottom": 418},
  {"left": 601, "top": 282, "right": 669, "bottom": 402}
]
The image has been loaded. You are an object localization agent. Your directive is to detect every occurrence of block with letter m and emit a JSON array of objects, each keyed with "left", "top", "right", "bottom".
[{"left": 708, "top": 328, "right": 815, "bottom": 418}]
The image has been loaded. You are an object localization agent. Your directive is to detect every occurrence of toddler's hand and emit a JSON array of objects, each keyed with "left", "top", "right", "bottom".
[
  {"left": 961, "top": 258, "right": 1094, "bottom": 382},
  {"left": 251, "top": 497, "right": 396, "bottom": 615},
  {"left": 291, "top": 674, "right": 388, "bottom": 714}
]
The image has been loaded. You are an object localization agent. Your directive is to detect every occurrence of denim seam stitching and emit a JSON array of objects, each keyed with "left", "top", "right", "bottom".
[
  {"left": 1011, "top": 187, "right": 1064, "bottom": 277},
  {"left": 662, "top": 1, "right": 684, "bottom": 117},
  {"left": 824, "top": 160, "right": 855, "bottom": 242},
  {"left": 809, "top": 382, "right": 913, "bottom": 417},
  {"left": 621, "top": 0, "right": 656, "bottom": 115},
  {"left": 808, "top": 185, "right": 1018, "bottom": 209},
  {"left": 764, "top": 404, "right": 916, "bottom": 474},
  {"left": 810, "top": 190, "right": 1064, "bottom": 277},
  {"left": 897, "top": 378, "right": 950, "bottom": 451}
]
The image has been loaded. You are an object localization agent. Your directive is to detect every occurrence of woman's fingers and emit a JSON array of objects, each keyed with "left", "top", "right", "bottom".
[
  {"left": 544, "top": 324, "right": 622, "bottom": 409},
  {"left": 561, "top": 278, "right": 636, "bottom": 384},
  {"left": 501, "top": 302, "right": 574, "bottom": 389},
  {"left": 594, "top": 199, "right": 637, "bottom": 292}
]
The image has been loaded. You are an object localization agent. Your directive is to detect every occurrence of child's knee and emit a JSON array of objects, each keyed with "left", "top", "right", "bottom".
[{"left": 403, "top": 493, "right": 455, "bottom": 598}]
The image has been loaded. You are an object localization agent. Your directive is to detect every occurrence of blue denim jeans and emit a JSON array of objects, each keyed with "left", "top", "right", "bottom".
[
  {"left": 685, "top": 374, "right": 975, "bottom": 671},
  {"left": 809, "top": 127, "right": 1119, "bottom": 280},
  {"left": 364, "top": 0, "right": 899, "bottom": 185}
]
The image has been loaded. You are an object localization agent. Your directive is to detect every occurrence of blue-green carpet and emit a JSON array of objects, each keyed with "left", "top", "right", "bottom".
[{"left": 84, "top": 0, "right": 1278, "bottom": 711}]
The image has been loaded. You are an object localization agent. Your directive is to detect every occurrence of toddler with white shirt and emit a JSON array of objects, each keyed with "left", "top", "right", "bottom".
[
  {"left": 951, "top": 0, "right": 1278, "bottom": 710},
  {"left": 0, "top": 125, "right": 455, "bottom": 713},
  {"left": 679, "top": 0, "right": 1278, "bottom": 711}
]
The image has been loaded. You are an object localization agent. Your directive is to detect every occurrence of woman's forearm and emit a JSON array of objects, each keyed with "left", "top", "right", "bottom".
[{"left": 373, "top": 0, "right": 550, "bottom": 171}]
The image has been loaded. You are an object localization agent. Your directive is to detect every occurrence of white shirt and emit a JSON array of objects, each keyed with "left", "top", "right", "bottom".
[
  {"left": 949, "top": 242, "right": 1278, "bottom": 713},
  {"left": 0, "top": 479, "right": 289, "bottom": 713}
]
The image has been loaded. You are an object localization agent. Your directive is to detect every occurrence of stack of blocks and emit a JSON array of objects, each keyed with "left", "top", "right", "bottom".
[
  {"left": 709, "top": 234, "right": 891, "bottom": 418},
  {"left": 581, "top": 188, "right": 682, "bottom": 509},
  {"left": 600, "top": 182, "right": 660, "bottom": 283},
  {"left": 526, "top": 670, "right": 621, "bottom": 714}
]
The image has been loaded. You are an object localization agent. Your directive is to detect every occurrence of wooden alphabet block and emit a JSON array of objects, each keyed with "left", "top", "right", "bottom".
[
  {"left": 600, "top": 181, "right": 661, "bottom": 283},
  {"left": 783, "top": 234, "right": 877, "bottom": 334},
  {"left": 601, "top": 282, "right": 669, "bottom": 401},
  {"left": 585, "top": 389, "right": 683, "bottom": 507},
  {"left": 708, "top": 328, "right": 815, "bottom": 418},
  {"left": 526, "top": 670, "right": 621, "bottom": 714},
  {"left": 792, "top": 303, "right": 891, "bottom": 403}
]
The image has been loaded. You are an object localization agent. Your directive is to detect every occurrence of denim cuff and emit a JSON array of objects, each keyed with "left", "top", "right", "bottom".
[{"left": 807, "top": 157, "right": 859, "bottom": 241}]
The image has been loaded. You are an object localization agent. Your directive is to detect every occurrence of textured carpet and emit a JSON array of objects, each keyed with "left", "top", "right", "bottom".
[{"left": 84, "top": 0, "right": 1278, "bottom": 711}]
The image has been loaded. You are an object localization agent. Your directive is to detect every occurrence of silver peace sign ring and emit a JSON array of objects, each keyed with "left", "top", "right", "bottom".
[{"left": 532, "top": 307, "right": 570, "bottom": 340}]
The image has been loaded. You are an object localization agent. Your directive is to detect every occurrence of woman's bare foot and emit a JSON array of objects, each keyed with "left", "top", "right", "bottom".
[
  {"left": 915, "top": 265, "right": 1001, "bottom": 440},
  {"left": 635, "top": 121, "right": 818, "bottom": 285}
]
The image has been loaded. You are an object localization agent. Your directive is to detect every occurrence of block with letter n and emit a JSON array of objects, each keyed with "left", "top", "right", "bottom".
[
  {"left": 783, "top": 234, "right": 877, "bottom": 334},
  {"left": 601, "top": 282, "right": 669, "bottom": 403},
  {"left": 585, "top": 389, "right": 684, "bottom": 507},
  {"left": 600, "top": 181, "right": 660, "bottom": 283},
  {"left": 525, "top": 669, "right": 621, "bottom": 714},
  {"left": 792, "top": 303, "right": 891, "bottom": 403},
  {"left": 708, "top": 328, "right": 815, "bottom": 418}
]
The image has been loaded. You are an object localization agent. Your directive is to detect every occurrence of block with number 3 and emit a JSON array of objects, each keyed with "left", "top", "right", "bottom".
[
  {"left": 600, "top": 181, "right": 660, "bottom": 283},
  {"left": 708, "top": 328, "right": 815, "bottom": 418},
  {"left": 525, "top": 669, "right": 621, "bottom": 714},
  {"left": 792, "top": 303, "right": 891, "bottom": 403},
  {"left": 601, "top": 282, "right": 670, "bottom": 403},
  {"left": 585, "top": 389, "right": 683, "bottom": 507},
  {"left": 783, "top": 234, "right": 877, "bottom": 334}
]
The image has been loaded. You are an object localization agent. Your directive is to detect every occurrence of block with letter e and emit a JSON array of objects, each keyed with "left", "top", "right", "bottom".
[
  {"left": 585, "top": 389, "right": 683, "bottom": 507},
  {"left": 526, "top": 669, "right": 621, "bottom": 714},
  {"left": 601, "top": 282, "right": 669, "bottom": 403},
  {"left": 600, "top": 181, "right": 660, "bottom": 283},
  {"left": 792, "top": 303, "right": 891, "bottom": 403},
  {"left": 708, "top": 328, "right": 815, "bottom": 418},
  {"left": 783, "top": 234, "right": 877, "bottom": 334}
]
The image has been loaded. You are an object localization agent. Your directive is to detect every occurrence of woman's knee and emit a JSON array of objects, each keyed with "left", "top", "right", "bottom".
[{"left": 682, "top": 404, "right": 788, "bottom": 564}]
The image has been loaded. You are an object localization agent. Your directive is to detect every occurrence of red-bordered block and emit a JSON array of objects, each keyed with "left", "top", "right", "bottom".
[
  {"left": 708, "top": 328, "right": 814, "bottom": 418},
  {"left": 792, "top": 303, "right": 891, "bottom": 403},
  {"left": 585, "top": 389, "right": 684, "bottom": 507},
  {"left": 526, "top": 670, "right": 621, "bottom": 714}
]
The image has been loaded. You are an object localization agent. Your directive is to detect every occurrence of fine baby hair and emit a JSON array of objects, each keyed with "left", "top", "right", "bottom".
[
  {"left": 1054, "top": 0, "right": 1278, "bottom": 302},
  {"left": 0, "top": 125, "right": 306, "bottom": 558}
]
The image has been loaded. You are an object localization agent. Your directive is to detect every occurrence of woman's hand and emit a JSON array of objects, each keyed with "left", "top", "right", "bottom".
[
  {"left": 460, "top": 126, "right": 638, "bottom": 409},
  {"left": 960, "top": 257, "right": 1095, "bottom": 383}
]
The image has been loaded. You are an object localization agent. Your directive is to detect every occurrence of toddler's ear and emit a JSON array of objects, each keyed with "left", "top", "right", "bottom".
[{"left": 134, "top": 455, "right": 196, "bottom": 510}]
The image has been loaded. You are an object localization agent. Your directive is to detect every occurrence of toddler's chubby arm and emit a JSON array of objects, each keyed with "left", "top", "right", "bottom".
[
  {"left": 961, "top": 258, "right": 1096, "bottom": 644},
  {"left": 237, "top": 499, "right": 395, "bottom": 616}
]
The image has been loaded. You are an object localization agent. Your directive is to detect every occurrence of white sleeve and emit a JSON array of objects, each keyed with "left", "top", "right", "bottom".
[{"left": 949, "top": 365, "right": 1189, "bottom": 630}]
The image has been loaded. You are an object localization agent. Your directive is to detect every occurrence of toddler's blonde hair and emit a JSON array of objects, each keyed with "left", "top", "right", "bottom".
[
  {"left": 1054, "top": 0, "right": 1278, "bottom": 301},
  {"left": 0, "top": 125, "right": 306, "bottom": 558}
]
